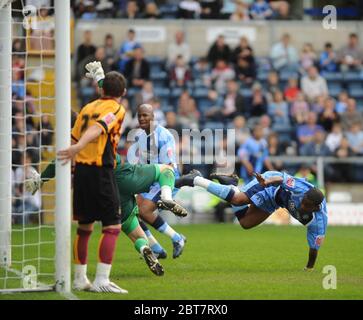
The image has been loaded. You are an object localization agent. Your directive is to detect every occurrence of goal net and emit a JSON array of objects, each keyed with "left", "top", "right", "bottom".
[{"left": 0, "top": 0, "right": 71, "bottom": 294}]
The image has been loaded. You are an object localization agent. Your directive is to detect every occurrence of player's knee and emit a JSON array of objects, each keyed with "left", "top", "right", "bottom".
[
  {"left": 160, "top": 164, "right": 173, "bottom": 172},
  {"left": 239, "top": 219, "right": 253, "bottom": 230},
  {"left": 78, "top": 223, "right": 94, "bottom": 232},
  {"left": 231, "top": 191, "right": 248, "bottom": 206},
  {"left": 102, "top": 224, "right": 121, "bottom": 231}
]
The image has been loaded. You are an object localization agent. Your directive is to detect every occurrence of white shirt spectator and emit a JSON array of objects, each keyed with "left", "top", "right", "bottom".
[
  {"left": 301, "top": 67, "right": 329, "bottom": 102},
  {"left": 326, "top": 131, "right": 343, "bottom": 152},
  {"left": 167, "top": 31, "right": 191, "bottom": 66},
  {"left": 270, "top": 34, "right": 299, "bottom": 71}
]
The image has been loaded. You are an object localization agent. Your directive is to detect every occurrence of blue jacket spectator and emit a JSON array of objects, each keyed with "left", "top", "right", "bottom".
[
  {"left": 118, "top": 29, "right": 142, "bottom": 72},
  {"left": 250, "top": 0, "right": 273, "bottom": 20},
  {"left": 300, "top": 131, "right": 331, "bottom": 156},
  {"left": 319, "top": 42, "right": 337, "bottom": 72},
  {"left": 268, "top": 90, "right": 290, "bottom": 127},
  {"left": 297, "top": 112, "right": 324, "bottom": 145},
  {"left": 238, "top": 125, "right": 273, "bottom": 183}
]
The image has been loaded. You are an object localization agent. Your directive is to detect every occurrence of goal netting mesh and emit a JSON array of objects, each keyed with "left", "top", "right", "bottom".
[{"left": 0, "top": 0, "right": 57, "bottom": 292}]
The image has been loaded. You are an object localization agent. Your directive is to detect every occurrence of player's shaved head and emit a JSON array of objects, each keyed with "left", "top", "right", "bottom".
[
  {"left": 137, "top": 103, "right": 154, "bottom": 115},
  {"left": 305, "top": 188, "right": 324, "bottom": 206},
  {"left": 137, "top": 104, "right": 154, "bottom": 132}
]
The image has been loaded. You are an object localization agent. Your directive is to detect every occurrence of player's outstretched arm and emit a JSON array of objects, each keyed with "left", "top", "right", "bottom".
[
  {"left": 304, "top": 248, "right": 318, "bottom": 271},
  {"left": 254, "top": 173, "right": 283, "bottom": 188},
  {"left": 57, "top": 124, "right": 103, "bottom": 164}
]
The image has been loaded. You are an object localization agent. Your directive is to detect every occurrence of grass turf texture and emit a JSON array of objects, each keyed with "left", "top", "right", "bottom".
[{"left": 1, "top": 224, "right": 362, "bottom": 300}]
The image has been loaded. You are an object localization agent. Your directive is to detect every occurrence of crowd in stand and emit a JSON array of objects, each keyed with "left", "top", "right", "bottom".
[
  {"left": 75, "top": 28, "right": 363, "bottom": 183},
  {"left": 11, "top": 38, "right": 54, "bottom": 222},
  {"left": 72, "top": 0, "right": 291, "bottom": 20}
]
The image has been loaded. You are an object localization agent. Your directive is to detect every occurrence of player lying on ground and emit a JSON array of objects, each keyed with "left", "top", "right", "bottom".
[
  {"left": 86, "top": 61, "right": 187, "bottom": 260},
  {"left": 176, "top": 170, "right": 328, "bottom": 270}
]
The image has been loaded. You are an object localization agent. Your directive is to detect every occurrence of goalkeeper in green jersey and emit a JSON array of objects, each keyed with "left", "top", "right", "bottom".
[{"left": 25, "top": 152, "right": 188, "bottom": 277}]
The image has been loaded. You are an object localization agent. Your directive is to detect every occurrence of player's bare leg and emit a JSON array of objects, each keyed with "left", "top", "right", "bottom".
[
  {"left": 237, "top": 205, "right": 270, "bottom": 229},
  {"left": 138, "top": 197, "right": 187, "bottom": 259}
]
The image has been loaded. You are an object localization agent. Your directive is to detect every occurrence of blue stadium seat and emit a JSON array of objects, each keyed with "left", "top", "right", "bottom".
[
  {"left": 257, "top": 71, "right": 269, "bottom": 82},
  {"left": 190, "top": 56, "right": 200, "bottom": 66},
  {"left": 343, "top": 71, "right": 362, "bottom": 82},
  {"left": 147, "top": 56, "right": 164, "bottom": 74},
  {"left": 150, "top": 64, "right": 163, "bottom": 74},
  {"left": 203, "top": 121, "right": 225, "bottom": 130},
  {"left": 255, "top": 57, "right": 271, "bottom": 72},
  {"left": 347, "top": 82, "right": 363, "bottom": 91},
  {"left": 170, "top": 87, "right": 184, "bottom": 106},
  {"left": 349, "top": 87, "right": 363, "bottom": 99},
  {"left": 193, "top": 78, "right": 207, "bottom": 89},
  {"left": 321, "top": 71, "right": 343, "bottom": 81},
  {"left": 159, "top": 4, "right": 178, "bottom": 19},
  {"left": 193, "top": 87, "right": 209, "bottom": 98},
  {"left": 161, "top": 105, "right": 175, "bottom": 113},
  {"left": 239, "top": 88, "right": 252, "bottom": 98},
  {"left": 154, "top": 87, "right": 170, "bottom": 97},
  {"left": 328, "top": 82, "right": 343, "bottom": 97},
  {"left": 273, "top": 127, "right": 294, "bottom": 143},
  {"left": 154, "top": 87, "right": 170, "bottom": 108},
  {"left": 150, "top": 70, "right": 167, "bottom": 88},
  {"left": 280, "top": 71, "right": 298, "bottom": 81}
]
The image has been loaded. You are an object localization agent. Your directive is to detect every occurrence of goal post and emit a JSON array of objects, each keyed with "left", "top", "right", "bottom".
[
  {"left": 0, "top": 0, "right": 71, "bottom": 294},
  {"left": 0, "top": 1, "right": 12, "bottom": 269},
  {"left": 54, "top": 0, "right": 71, "bottom": 293}
]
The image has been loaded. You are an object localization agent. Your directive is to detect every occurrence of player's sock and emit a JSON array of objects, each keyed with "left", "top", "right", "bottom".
[
  {"left": 94, "top": 262, "right": 112, "bottom": 283},
  {"left": 73, "top": 228, "right": 92, "bottom": 265},
  {"left": 152, "top": 216, "right": 182, "bottom": 242},
  {"left": 194, "top": 176, "right": 236, "bottom": 202},
  {"left": 98, "top": 228, "right": 120, "bottom": 265},
  {"left": 134, "top": 237, "right": 148, "bottom": 253},
  {"left": 139, "top": 220, "right": 164, "bottom": 253},
  {"left": 41, "top": 160, "right": 55, "bottom": 182},
  {"left": 74, "top": 264, "right": 88, "bottom": 280},
  {"left": 157, "top": 167, "right": 175, "bottom": 201}
]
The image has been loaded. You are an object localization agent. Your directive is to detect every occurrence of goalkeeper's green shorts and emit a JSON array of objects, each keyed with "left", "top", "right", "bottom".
[{"left": 114, "top": 162, "right": 157, "bottom": 234}]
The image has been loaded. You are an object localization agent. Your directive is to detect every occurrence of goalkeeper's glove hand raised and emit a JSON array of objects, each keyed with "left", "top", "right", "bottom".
[
  {"left": 85, "top": 61, "right": 105, "bottom": 83},
  {"left": 25, "top": 167, "right": 42, "bottom": 195}
]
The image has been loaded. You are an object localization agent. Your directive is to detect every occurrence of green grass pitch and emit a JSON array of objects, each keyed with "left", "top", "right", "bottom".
[{"left": 1, "top": 223, "right": 362, "bottom": 300}]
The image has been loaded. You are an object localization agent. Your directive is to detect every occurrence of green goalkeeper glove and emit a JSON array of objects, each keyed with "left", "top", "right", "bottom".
[
  {"left": 25, "top": 167, "right": 43, "bottom": 195},
  {"left": 85, "top": 61, "right": 105, "bottom": 83}
]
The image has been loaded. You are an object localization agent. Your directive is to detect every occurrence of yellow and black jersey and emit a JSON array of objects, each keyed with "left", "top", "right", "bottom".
[{"left": 71, "top": 98, "right": 125, "bottom": 167}]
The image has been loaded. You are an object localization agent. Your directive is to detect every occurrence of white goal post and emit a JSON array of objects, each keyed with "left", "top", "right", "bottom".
[
  {"left": 0, "top": 0, "right": 71, "bottom": 294},
  {"left": 0, "top": 1, "right": 12, "bottom": 270}
]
